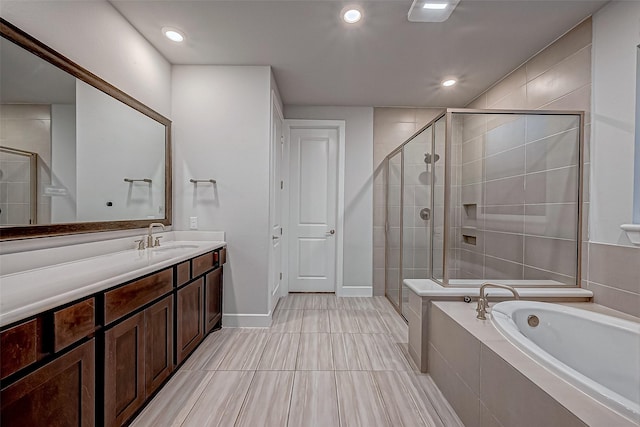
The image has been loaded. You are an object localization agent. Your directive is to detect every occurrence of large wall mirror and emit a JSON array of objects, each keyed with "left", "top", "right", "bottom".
[{"left": 0, "top": 19, "right": 171, "bottom": 240}]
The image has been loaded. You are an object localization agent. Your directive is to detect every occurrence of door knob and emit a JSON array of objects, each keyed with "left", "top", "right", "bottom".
[
  {"left": 327, "top": 229, "right": 335, "bottom": 235},
  {"left": 272, "top": 235, "right": 280, "bottom": 240}
]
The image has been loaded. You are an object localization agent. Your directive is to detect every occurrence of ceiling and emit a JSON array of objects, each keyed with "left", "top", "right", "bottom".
[{"left": 111, "top": 0, "right": 607, "bottom": 107}]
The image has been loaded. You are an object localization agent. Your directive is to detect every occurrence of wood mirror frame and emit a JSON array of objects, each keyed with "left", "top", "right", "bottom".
[{"left": 0, "top": 18, "right": 172, "bottom": 240}]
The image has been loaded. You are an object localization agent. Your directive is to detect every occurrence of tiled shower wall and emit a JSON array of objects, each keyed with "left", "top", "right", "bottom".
[
  {"left": 373, "top": 108, "right": 442, "bottom": 296},
  {"left": 450, "top": 113, "right": 581, "bottom": 284}
]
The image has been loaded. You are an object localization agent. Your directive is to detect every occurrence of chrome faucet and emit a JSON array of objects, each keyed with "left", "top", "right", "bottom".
[
  {"left": 476, "top": 283, "right": 520, "bottom": 320},
  {"left": 147, "top": 223, "right": 165, "bottom": 248}
]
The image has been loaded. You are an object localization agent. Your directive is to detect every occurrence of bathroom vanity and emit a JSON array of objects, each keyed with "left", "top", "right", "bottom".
[{"left": 0, "top": 239, "right": 226, "bottom": 426}]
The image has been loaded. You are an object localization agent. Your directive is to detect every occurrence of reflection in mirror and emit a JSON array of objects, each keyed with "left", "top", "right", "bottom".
[{"left": 0, "top": 19, "right": 171, "bottom": 239}]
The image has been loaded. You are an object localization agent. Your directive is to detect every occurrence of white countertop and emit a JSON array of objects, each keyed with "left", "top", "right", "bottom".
[{"left": 0, "top": 232, "right": 226, "bottom": 327}]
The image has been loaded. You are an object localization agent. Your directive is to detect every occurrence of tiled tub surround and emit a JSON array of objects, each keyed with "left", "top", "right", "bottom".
[
  {"left": 0, "top": 230, "right": 225, "bottom": 327},
  {"left": 404, "top": 279, "right": 592, "bottom": 373},
  {"left": 492, "top": 301, "right": 639, "bottom": 421},
  {"left": 428, "top": 301, "right": 637, "bottom": 427}
]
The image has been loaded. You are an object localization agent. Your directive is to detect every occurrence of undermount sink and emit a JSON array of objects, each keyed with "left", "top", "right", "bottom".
[{"left": 149, "top": 244, "right": 200, "bottom": 254}]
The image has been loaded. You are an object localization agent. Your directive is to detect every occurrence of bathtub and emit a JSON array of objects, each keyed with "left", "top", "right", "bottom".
[
  {"left": 403, "top": 279, "right": 593, "bottom": 372},
  {"left": 491, "top": 301, "right": 640, "bottom": 422}
]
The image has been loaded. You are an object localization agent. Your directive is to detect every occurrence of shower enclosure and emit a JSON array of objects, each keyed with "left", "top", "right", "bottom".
[
  {"left": 384, "top": 109, "right": 584, "bottom": 316},
  {"left": 0, "top": 146, "right": 37, "bottom": 225}
]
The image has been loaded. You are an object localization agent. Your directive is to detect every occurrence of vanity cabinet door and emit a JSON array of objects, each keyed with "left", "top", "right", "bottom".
[
  {"left": 1, "top": 339, "right": 95, "bottom": 427},
  {"left": 104, "top": 312, "right": 145, "bottom": 427},
  {"left": 204, "top": 268, "right": 223, "bottom": 333},
  {"left": 144, "top": 295, "right": 173, "bottom": 396},
  {"left": 176, "top": 278, "right": 204, "bottom": 364}
]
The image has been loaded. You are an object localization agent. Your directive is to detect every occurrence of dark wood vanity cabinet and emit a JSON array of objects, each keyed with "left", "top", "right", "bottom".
[
  {"left": 1, "top": 339, "right": 95, "bottom": 427},
  {"left": 1, "top": 246, "right": 225, "bottom": 427},
  {"left": 104, "top": 312, "right": 146, "bottom": 427},
  {"left": 103, "top": 294, "right": 174, "bottom": 427},
  {"left": 176, "top": 278, "right": 205, "bottom": 364},
  {"left": 205, "top": 268, "right": 223, "bottom": 333}
]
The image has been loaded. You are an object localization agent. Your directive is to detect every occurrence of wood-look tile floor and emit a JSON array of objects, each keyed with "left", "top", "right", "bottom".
[{"left": 131, "top": 295, "right": 464, "bottom": 427}]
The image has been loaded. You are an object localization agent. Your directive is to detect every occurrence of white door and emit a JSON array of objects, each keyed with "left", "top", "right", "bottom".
[
  {"left": 289, "top": 126, "right": 339, "bottom": 292},
  {"left": 269, "top": 98, "right": 284, "bottom": 305}
]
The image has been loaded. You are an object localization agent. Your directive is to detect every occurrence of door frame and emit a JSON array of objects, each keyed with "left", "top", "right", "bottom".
[
  {"left": 268, "top": 91, "right": 285, "bottom": 313},
  {"left": 283, "top": 119, "right": 346, "bottom": 295}
]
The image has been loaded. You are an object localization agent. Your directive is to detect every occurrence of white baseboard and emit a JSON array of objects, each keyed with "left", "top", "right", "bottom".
[
  {"left": 222, "top": 312, "right": 273, "bottom": 328},
  {"left": 337, "top": 286, "right": 373, "bottom": 297}
]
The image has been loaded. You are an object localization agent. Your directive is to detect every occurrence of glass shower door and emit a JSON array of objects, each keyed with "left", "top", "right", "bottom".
[
  {"left": 401, "top": 125, "right": 433, "bottom": 318},
  {"left": 385, "top": 150, "right": 402, "bottom": 309}
]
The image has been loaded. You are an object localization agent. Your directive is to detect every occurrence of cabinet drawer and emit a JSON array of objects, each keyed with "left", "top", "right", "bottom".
[
  {"left": 53, "top": 298, "right": 95, "bottom": 352},
  {"left": 219, "top": 247, "right": 227, "bottom": 265},
  {"left": 1, "top": 318, "right": 45, "bottom": 379},
  {"left": 192, "top": 252, "right": 214, "bottom": 277},
  {"left": 104, "top": 269, "right": 173, "bottom": 324},
  {"left": 176, "top": 261, "right": 190, "bottom": 287}
]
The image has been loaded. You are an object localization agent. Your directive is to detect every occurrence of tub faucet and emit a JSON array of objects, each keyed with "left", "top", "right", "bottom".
[
  {"left": 147, "top": 223, "right": 165, "bottom": 248},
  {"left": 476, "top": 283, "right": 520, "bottom": 320}
]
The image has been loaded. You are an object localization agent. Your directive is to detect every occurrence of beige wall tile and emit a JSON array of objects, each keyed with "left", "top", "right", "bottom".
[
  {"left": 526, "top": 129, "right": 579, "bottom": 173},
  {"left": 485, "top": 146, "right": 526, "bottom": 181},
  {"left": 484, "top": 256, "right": 524, "bottom": 280},
  {"left": 479, "top": 345, "right": 585, "bottom": 427},
  {"left": 429, "top": 304, "right": 481, "bottom": 393},
  {"left": 526, "top": 17, "right": 592, "bottom": 81},
  {"left": 539, "top": 84, "right": 591, "bottom": 125},
  {"left": 484, "top": 231, "right": 524, "bottom": 264},
  {"left": 485, "top": 117, "right": 525, "bottom": 156},
  {"left": 428, "top": 344, "right": 481, "bottom": 427},
  {"left": 525, "top": 114, "right": 581, "bottom": 143},
  {"left": 485, "top": 176, "right": 525, "bottom": 206},
  {"left": 486, "top": 66, "right": 527, "bottom": 107},
  {"left": 585, "top": 281, "right": 640, "bottom": 318},
  {"left": 524, "top": 166, "right": 579, "bottom": 204},
  {"left": 487, "top": 84, "right": 527, "bottom": 110},
  {"left": 526, "top": 47, "right": 591, "bottom": 109},
  {"left": 524, "top": 236, "right": 577, "bottom": 278},
  {"left": 524, "top": 203, "right": 578, "bottom": 240},
  {"left": 374, "top": 107, "right": 416, "bottom": 124},
  {"left": 588, "top": 243, "right": 640, "bottom": 294}
]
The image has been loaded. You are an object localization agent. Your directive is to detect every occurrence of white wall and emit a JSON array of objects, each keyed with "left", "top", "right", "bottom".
[
  {"left": 284, "top": 106, "right": 374, "bottom": 294},
  {"left": 50, "top": 104, "right": 77, "bottom": 223},
  {"left": 75, "top": 81, "right": 166, "bottom": 221},
  {"left": 172, "top": 66, "right": 273, "bottom": 323},
  {"left": 591, "top": 0, "right": 640, "bottom": 245},
  {"left": 1, "top": 0, "right": 171, "bottom": 118}
]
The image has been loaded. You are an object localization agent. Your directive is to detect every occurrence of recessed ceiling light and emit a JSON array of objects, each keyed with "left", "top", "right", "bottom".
[
  {"left": 422, "top": 3, "right": 448, "bottom": 10},
  {"left": 162, "top": 27, "right": 185, "bottom": 43},
  {"left": 343, "top": 9, "right": 363, "bottom": 24},
  {"left": 442, "top": 79, "right": 457, "bottom": 87}
]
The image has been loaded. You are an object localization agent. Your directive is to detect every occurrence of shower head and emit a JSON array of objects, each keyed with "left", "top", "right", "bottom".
[{"left": 424, "top": 153, "right": 440, "bottom": 164}]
